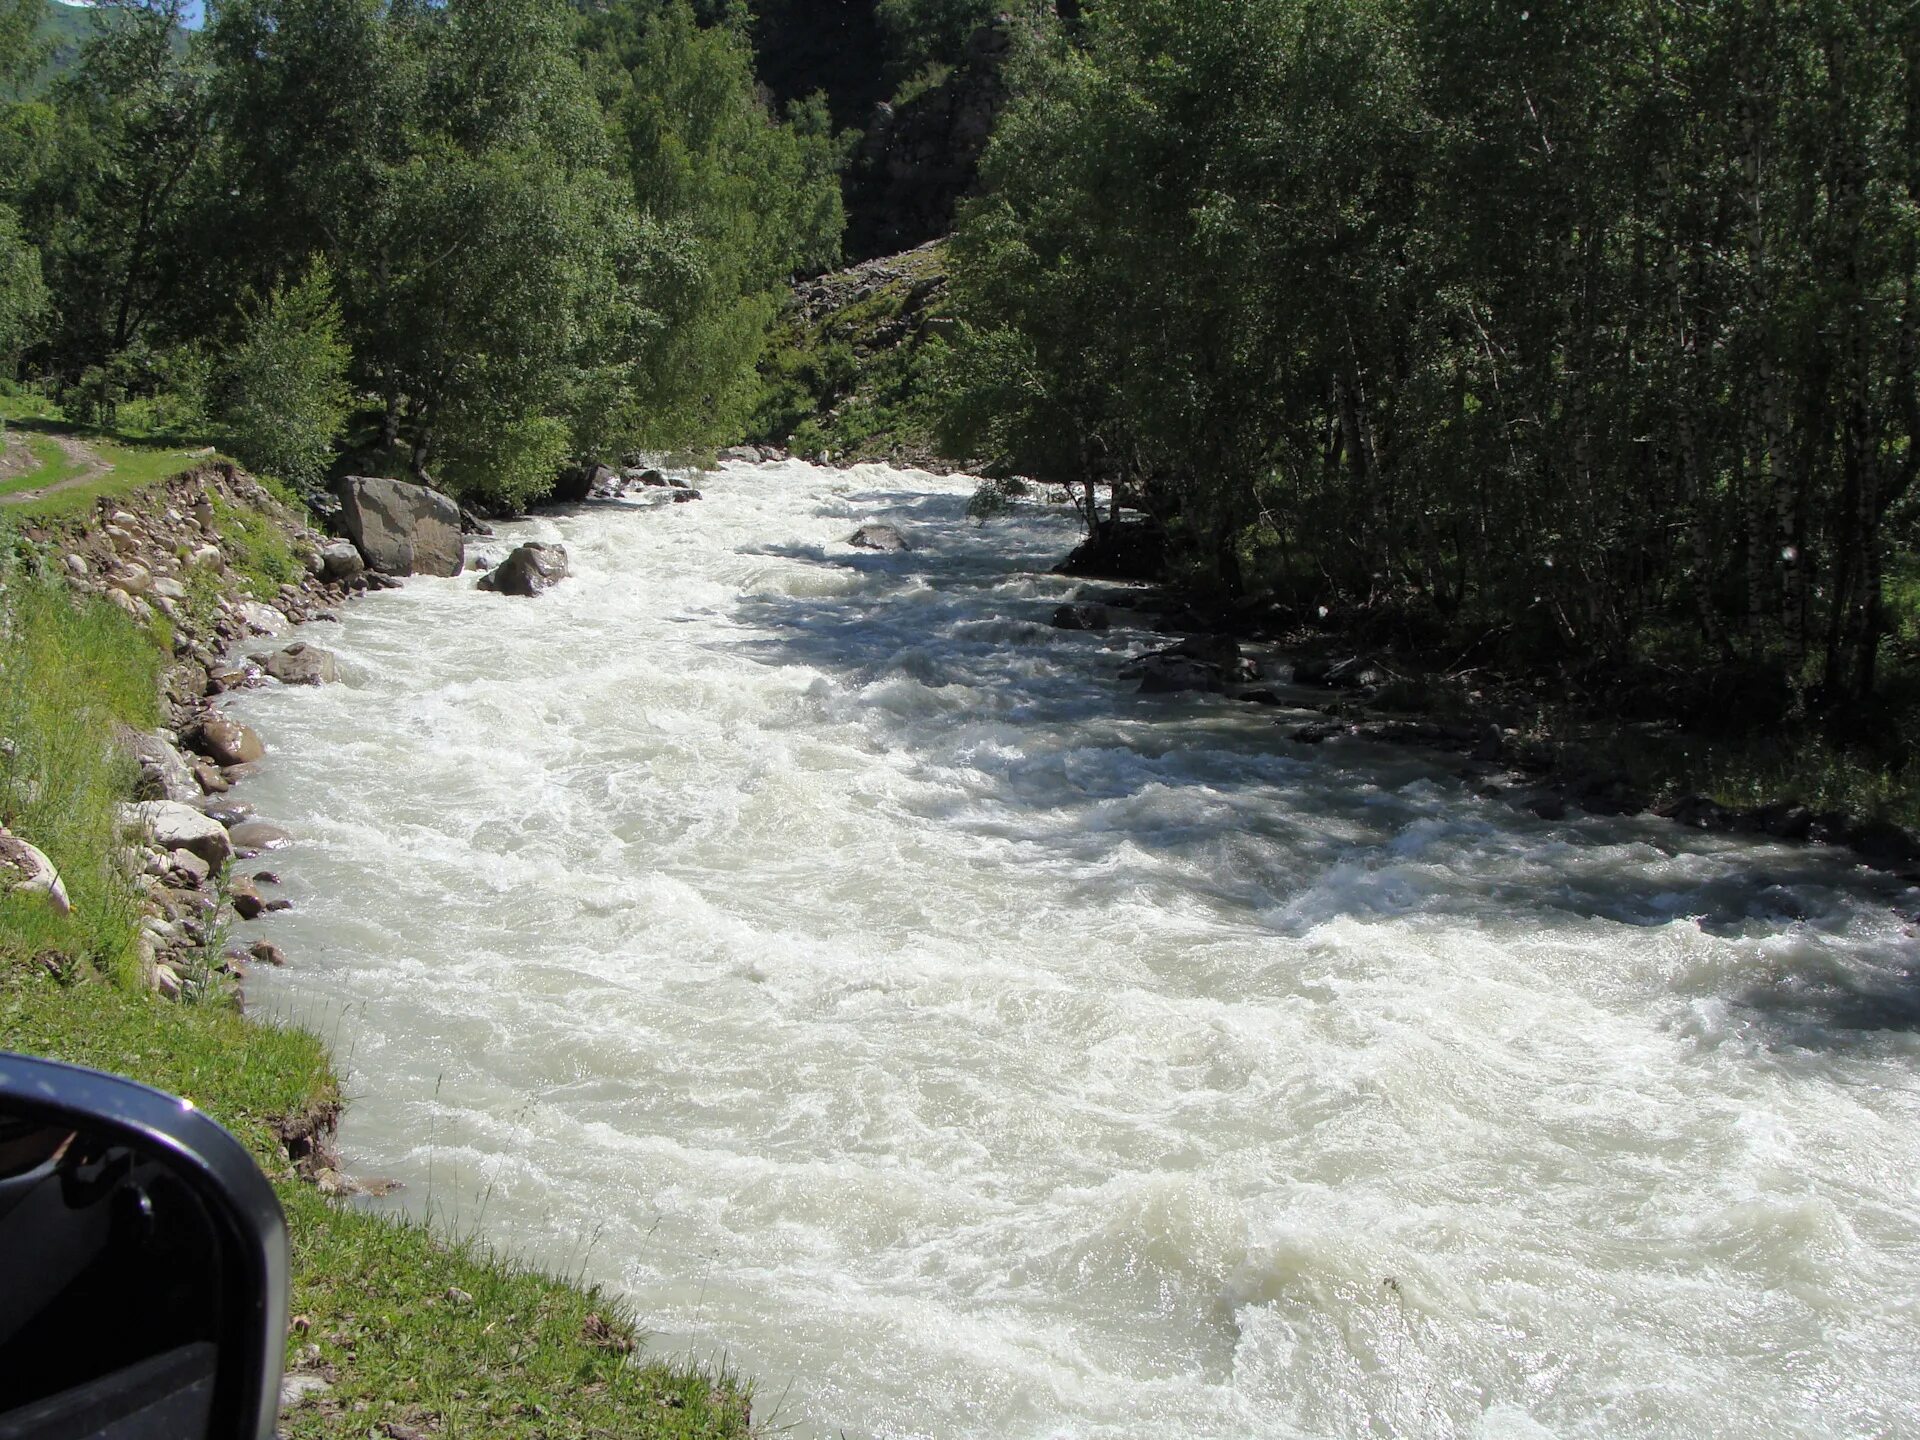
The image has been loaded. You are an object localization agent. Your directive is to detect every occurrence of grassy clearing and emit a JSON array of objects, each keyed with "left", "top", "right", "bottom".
[
  {"left": 0, "top": 433, "right": 90, "bottom": 498},
  {"left": 0, "top": 394, "right": 214, "bottom": 519}
]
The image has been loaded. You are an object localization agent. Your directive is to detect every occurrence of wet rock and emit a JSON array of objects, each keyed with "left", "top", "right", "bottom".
[
  {"left": 670, "top": 488, "right": 703, "bottom": 503},
  {"left": 1289, "top": 722, "right": 1345, "bottom": 744},
  {"left": 227, "top": 821, "right": 294, "bottom": 853},
  {"left": 0, "top": 832, "right": 71, "bottom": 916},
  {"left": 236, "top": 600, "right": 288, "bottom": 636},
  {"left": 1737, "top": 803, "right": 1815, "bottom": 841},
  {"left": 1848, "top": 818, "right": 1920, "bottom": 868},
  {"left": 638, "top": 468, "right": 669, "bottom": 487},
  {"left": 197, "top": 799, "right": 254, "bottom": 827},
  {"left": 121, "top": 801, "right": 234, "bottom": 867},
  {"left": 1052, "top": 603, "right": 1110, "bottom": 632},
  {"left": 849, "top": 523, "right": 911, "bottom": 552},
  {"left": 248, "top": 940, "right": 287, "bottom": 966},
  {"left": 719, "top": 446, "right": 759, "bottom": 463},
  {"left": 190, "top": 714, "right": 266, "bottom": 767},
  {"left": 1128, "top": 653, "right": 1226, "bottom": 695},
  {"left": 477, "top": 542, "right": 569, "bottom": 598},
  {"left": 318, "top": 540, "right": 365, "bottom": 583},
  {"left": 260, "top": 643, "right": 340, "bottom": 687},
  {"left": 333, "top": 475, "right": 464, "bottom": 577},
  {"left": 1240, "top": 688, "right": 1284, "bottom": 707},
  {"left": 1656, "top": 794, "right": 1735, "bottom": 831},
  {"left": 1523, "top": 792, "right": 1569, "bottom": 821}
]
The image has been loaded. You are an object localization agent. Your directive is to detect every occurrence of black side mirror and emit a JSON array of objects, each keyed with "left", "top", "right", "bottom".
[{"left": 0, "top": 1053, "right": 289, "bottom": 1440}]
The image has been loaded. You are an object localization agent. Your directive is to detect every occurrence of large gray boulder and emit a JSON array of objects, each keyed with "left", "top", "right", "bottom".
[
  {"left": 318, "top": 541, "right": 365, "bottom": 583},
  {"left": 121, "top": 802, "right": 234, "bottom": 867},
  {"left": 333, "top": 476, "right": 464, "bottom": 577},
  {"left": 477, "top": 543, "right": 569, "bottom": 598}
]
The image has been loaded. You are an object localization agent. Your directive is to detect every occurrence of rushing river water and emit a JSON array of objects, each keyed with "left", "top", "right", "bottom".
[{"left": 230, "top": 461, "right": 1920, "bottom": 1440}]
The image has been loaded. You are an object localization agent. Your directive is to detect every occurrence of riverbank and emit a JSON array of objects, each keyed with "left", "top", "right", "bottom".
[{"left": 0, "top": 461, "right": 753, "bottom": 1437}]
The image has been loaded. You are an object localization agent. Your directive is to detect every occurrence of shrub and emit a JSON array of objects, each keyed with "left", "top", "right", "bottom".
[{"left": 220, "top": 258, "right": 352, "bottom": 490}]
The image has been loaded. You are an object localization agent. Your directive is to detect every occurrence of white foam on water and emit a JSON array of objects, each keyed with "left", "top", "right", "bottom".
[{"left": 231, "top": 460, "right": 1920, "bottom": 1440}]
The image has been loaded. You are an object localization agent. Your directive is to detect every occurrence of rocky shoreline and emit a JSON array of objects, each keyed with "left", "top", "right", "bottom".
[{"left": 1056, "top": 583, "right": 1920, "bottom": 892}]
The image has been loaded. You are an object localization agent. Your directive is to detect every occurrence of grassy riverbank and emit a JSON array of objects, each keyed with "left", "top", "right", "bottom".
[{"left": 0, "top": 488, "right": 752, "bottom": 1438}]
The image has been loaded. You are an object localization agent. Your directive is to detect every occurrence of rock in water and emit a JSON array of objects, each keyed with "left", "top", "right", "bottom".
[
  {"left": 262, "top": 643, "right": 340, "bottom": 687},
  {"left": 477, "top": 543, "right": 570, "bottom": 598},
  {"left": 333, "top": 476, "right": 465, "bottom": 577},
  {"left": 191, "top": 714, "right": 267, "bottom": 767},
  {"left": 0, "top": 832, "right": 71, "bottom": 916},
  {"left": 1051, "top": 603, "right": 1110, "bottom": 632},
  {"left": 849, "top": 523, "right": 911, "bottom": 552}
]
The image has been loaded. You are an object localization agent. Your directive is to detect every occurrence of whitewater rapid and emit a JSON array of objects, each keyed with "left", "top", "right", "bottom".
[{"left": 231, "top": 461, "right": 1920, "bottom": 1440}]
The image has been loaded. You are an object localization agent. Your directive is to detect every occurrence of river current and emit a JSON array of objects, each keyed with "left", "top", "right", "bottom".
[{"left": 232, "top": 461, "right": 1920, "bottom": 1440}]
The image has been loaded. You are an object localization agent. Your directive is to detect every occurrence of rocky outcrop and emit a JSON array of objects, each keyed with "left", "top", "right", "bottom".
[
  {"left": 849, "top": 523, "right": 911, "bottom": 552},
  {"left": 334, "top": 476, "right": 464, "bottom": 577},
  {"left": 844, "top": 20, "right": 1016, "bottom": 260},
  {"left": 477, "top": 543, "right": 569, "bottom": 598}
]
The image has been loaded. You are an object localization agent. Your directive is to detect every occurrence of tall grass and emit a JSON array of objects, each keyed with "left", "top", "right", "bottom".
[{"left": 0, "top": 537, "right": 163, "bottom": 982}]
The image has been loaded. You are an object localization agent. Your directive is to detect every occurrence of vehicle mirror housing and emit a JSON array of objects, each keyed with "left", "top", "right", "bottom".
[{"left": 0, "top": 1052, "right": 290, "bottom": 1440}]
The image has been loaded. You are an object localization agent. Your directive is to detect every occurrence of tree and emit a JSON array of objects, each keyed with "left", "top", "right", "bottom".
[
  {"left": 0, "top": 202, "right": 46, "bottom": 368},
  {"left": 219, "top": 258, "right": 351, "bottom": 488}
]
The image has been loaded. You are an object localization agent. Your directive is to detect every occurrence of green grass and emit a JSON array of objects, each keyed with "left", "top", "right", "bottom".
[
  {"left": 0, "top": 433, "right": 90, "bottom": 498},
  {"left": 0, "top": 555, "right": 163, "bottom": 983},
  {"left": 209, "top": 484, "right": 305, "bottom": 599},
  {"left": 0, "top": 397, "right": 215, "bottom": 520}
]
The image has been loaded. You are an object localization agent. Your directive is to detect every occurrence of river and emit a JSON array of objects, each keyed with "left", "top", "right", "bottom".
[{"left": 230, "top": 460, "right": 1920, "bottom": 1440}]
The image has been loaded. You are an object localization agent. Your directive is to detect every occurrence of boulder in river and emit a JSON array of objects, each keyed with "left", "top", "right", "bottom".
[
  {"left": 477, "top": 543, "right": 570, "bottom": 598},
  {"left": 849, "top": 523, "right": 911, "bottom": 553},
  {"left": 190, "top": 714, "right": 266, "bottom": 767},
  {"left": 228, "top": 821, "right": 295, "bottom": 853},
  {"left": 258, "top": 643, "right": 340, "bottom": 687},
  {"left": 333, "top": 476, "right": 465, "bottom": 577},
  {"left": 1052, "top": 603, "right": 1110, "bottom": 632},
  {"left": 318, "top": 540, "right": 365, "bottom": 583}
]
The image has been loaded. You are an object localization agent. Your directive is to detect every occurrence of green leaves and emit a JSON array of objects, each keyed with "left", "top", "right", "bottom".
[{"left": 219, "top": 256, "right": 351, "bottom": 490}]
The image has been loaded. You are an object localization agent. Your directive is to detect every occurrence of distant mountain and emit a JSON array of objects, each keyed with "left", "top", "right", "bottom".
[{"left": 26, "top": 0, "right": 190, "bottom": 93}]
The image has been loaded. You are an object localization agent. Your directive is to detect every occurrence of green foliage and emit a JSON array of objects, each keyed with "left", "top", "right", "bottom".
[
  {"left": 209, "top": 489, "right": 302, "bottom": 599},
  {"left": 0, "top": 200, "right": 44, "bottom": 365},
  {"left": 876, "top": 0, "right": 997, "bottom": 75},
  {"left": 219, "top": 258, "right": 350, "bottom": 489},
  {"left": 583, "top": 0, "right": 845, "bottom": 453},
  {"left": 0, "top": 545, "right": 161, "bottom": 982},
  {"left": 952, "top": 0, "right": 1920, "bottom": 704}
]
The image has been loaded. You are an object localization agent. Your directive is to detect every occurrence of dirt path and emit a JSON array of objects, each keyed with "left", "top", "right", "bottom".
[{"left": 0, "top": 432, "right": 114, "bottom": 507}]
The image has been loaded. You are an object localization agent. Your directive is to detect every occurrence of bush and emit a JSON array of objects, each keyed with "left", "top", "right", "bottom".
[{"left": 220, "top": 258, "right": 352, "bottom": 490}]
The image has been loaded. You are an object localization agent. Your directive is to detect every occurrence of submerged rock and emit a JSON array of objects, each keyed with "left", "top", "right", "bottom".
[
  {"left": 1051, "top": 603, "right": 1110, "bottom": 632},
  {"left": 849, "top": 523, "right": 911, "bottom": 552},
  {"left": 477, "top": 543, "right": 570, "bottom": 598}
]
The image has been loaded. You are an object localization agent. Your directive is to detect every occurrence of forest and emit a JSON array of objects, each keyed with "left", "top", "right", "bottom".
[{"left": 4, "top": 0, "right": 1919, "bottom": 762}]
